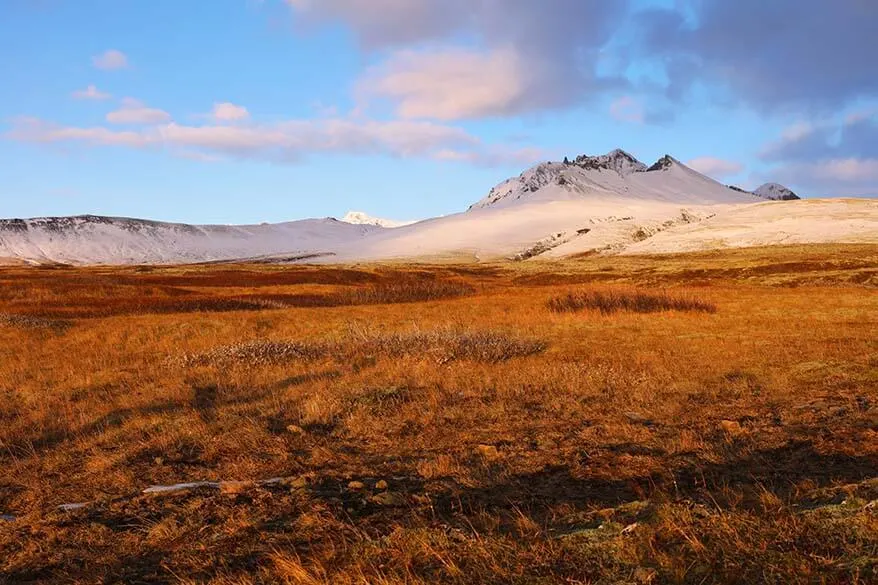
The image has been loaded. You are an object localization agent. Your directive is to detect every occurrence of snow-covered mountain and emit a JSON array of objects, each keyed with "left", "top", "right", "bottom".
[
  {"left": 470, "top": 150, "right": 765, "bottom": 210},
  {"left": 340, "top": 211, "right": 417, "bottom": 228},
  {"left": 1, "top": 149, "right": 873, "bottom": 265},
  {"left": 0, "top": 215, "right": 379, "bottom": 265}
]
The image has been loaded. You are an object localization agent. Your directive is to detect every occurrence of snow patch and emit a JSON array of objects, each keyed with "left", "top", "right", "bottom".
[{"left": 341, "top": 211, "right": 417, "bottom": 228}]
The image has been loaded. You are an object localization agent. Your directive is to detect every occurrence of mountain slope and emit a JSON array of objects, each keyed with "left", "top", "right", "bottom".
[
  {"left": 1, "top": 149, "right": 872, "bottom": 266},
  {"left": 471, "top": 150, "right": 765, "bottom": 210},
  {"left": 0, "top": 215, "right": 379, "bottom": 265},
  {"left": 618, "top": 199, "right": 878, "bottom": 255}
]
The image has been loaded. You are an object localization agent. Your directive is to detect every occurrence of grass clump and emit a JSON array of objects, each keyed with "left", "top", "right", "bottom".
[
  {"left": 178, "top": 340, "right": 329, "bottom": 367},
  {"left": 353, "top": 330, "right": 547, "bottom": 364},
  {"left": 178, "top": 329, "right": 546, "bottom": 368},
  {"left": 335, "top": 280, "right": 475, "bottom": 306},
  {"left": 0, "top": 312, "right": 71, "bottom": 331},
  {"left": 547, "top": 289, "right": 717, "bottom": 315}
]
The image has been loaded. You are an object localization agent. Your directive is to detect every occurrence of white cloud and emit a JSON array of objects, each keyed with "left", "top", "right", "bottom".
[
  {"left": 432, "top": 145, "right": 548, "bottom": 167},
  {"left": 211, "top": 102, "right": 250, "bottom": 122},
  {"left": 609, "top": 96, "right": 644, "bottom": 124},
  {"left": 770, "top": 158, "right": 878, "bottom": 196},
  {"left": 8, "top": 117, "right": 151, "bottom": 148},
  {"left": 686, "top": 157, "right": 744, "bottom": 179},
  {"left": 6, "top": 115, "right": 534, "bottom": 166},
  {"left": 106, "top": 98, "right": 172, "bottom": 125},
  {"left": 288, "top": 1, "right": 627, "bottom": 120},
  {"left": 359, "top": 48, "right": 527, "bottom": 120},
  {"left": 72, "top": 85, "right": 112, "bottom": 100},
  {"left": 812, "top": 158, "right": 878, "bottom": 183},
  {"left": 92, "top": 50, "right": 129, "bottom": 70}
]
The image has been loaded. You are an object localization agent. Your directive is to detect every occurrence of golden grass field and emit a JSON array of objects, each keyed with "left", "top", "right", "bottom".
[{"left": 0, "top": 244, "right": 876, "bottom": 584}]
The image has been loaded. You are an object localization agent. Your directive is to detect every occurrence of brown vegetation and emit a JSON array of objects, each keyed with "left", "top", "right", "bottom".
[
  {"left": 547, "top": 289, "right": 717, "bottom": 314},
  {"left": 0, "top": 244, "right": 876, "bottom": 584}
]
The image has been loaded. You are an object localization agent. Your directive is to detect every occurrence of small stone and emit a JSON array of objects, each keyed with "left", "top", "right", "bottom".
[
  {"left": 369, "top": 491, "right": 407, "bottom": 507},
  {"left": 621, "top": 522, "right": 639, "bottom": 535},
  {"left": 625, "top": 412, "right": 654, "bottom": 426},
  {"left": 475, "top": 444, "right": 501, "bottom": 460},
  {"left": 348, "top": 480, "right": 366, "bottom": 491},
  {"left": 286, "top": 425, "right": 305, "bottom": 435},
  {"left": 375, "top": 480, "right": 389, "bottom": 491},
  {"left": 153, "top": 457, "right": 164, "bottom": 465}
]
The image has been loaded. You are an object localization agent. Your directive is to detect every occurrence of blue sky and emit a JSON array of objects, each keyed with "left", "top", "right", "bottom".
[{"left": 1, "top": 0, "right": 876, "bottom": 224}]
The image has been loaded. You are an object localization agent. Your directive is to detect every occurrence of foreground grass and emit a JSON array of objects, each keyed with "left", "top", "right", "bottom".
[{"left": 0, "top": 245, "right": 876, "bottom": 584}]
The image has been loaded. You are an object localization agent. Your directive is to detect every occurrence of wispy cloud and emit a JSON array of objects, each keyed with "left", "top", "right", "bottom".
[
  {"left": 211, "top": 102, "right": 250, "bottom": 122},
  {"left": 72, "top": 85, "right": 112, "bottom": 100},
  {"left": 106, "top": 98, "right": 172, "bottom": 125},
  {"left": 6, "top": 114, "right": 536, "bottom": 167},
  {"left": 92, "top": 49, "right": 129, "bottom": 71},
  {"left": 758, "top": 112, "right": 878, "bottom": 195},
  {"left": 686, "top": 157, "right": 744, "bottom": 179},
  {"left": 609, "top": 96, "right": 644, "bottom": 124}
]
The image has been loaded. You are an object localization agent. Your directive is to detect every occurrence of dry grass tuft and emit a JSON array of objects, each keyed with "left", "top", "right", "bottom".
[
  {"left": 547, "top": 289, "right": 717, "bottom": 314},
  {"left": 334, "top": 280, "right": 475, "bottom": 305},
  {"left": 177, "top": 340, "right": 329, "bottom": 367},
  {"left": 177, "top": 329, "right": 546, "bottom": 368},
  {"left": 0, "top": 312, "right": 70, "bottom": 331}
]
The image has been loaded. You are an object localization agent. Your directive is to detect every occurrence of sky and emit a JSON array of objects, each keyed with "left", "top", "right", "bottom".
[{"left": 1, "top": 0, "right": 876, "bottom": 224}]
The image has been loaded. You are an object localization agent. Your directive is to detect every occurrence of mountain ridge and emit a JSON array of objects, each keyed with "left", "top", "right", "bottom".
[
  {"left": 0, "top": 149, "right": 871, "bottom": 265},
  {"left": 469, "top": 149, "right": 774, "bottom": 210}
]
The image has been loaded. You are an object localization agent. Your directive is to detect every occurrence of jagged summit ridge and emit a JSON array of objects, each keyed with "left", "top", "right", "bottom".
[
  {"left": 470, "top": 149, "right": 777, "bottom": 210},
  {"left": 568, "top": 148, "right": 648, "bottom": 176}
]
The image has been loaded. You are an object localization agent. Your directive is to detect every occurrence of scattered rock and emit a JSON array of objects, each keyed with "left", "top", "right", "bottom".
[
  {"left": 475, "top": 444, "right": 501, "bottom": 460},
  {"left": 58, "top": 503, "right": 89, "bottom": 512},
  {"left": 375, "top": 480, "right": 389, "bottom": 491},
  {"left": 347, "top": 480, "right": 366, "bottom": 491},
  {"left": 369, "top": 491, "right": 407, "bottom": 507},
  {"left": 286, "top": 424, "right": 305, "bottom": 436},
  {"left": 1, "top": 514, "right": 16, "bottom": 522},
  {"left": 143, "top": 481, "right": 219, "bottom": 496},
  {"left": 625, "top": 412, "right": 655, "bottom": 426},
  {"left": 829, "top": 406, "right": 849, "bottom": 417}
]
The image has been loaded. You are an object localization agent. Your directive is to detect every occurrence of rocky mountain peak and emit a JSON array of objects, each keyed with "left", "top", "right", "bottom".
[
  {"left": 754, "top": 183, "right": 800, "bottom": 201},
  {"left": 569, "top": 149, "right": 647, "bottom": 176},
  {"left": 646, "top": 155, "right": 680, "bottom": 172}
]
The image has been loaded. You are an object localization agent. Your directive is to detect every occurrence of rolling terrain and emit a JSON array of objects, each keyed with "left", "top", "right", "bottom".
[
  {"left": 0, "top": 245, "right": 875, "bottom": 584},
  {"left": 2, "top": 150, "right": 875, "bottom": 265}
]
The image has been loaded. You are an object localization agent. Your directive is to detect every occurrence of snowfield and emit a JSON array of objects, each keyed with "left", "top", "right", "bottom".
[
  {"left": 0, "top": 216, "right": 378, "bottom": 265},
  {"left": 1, "top": 150, "right": 875, "bottom": 265}
]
